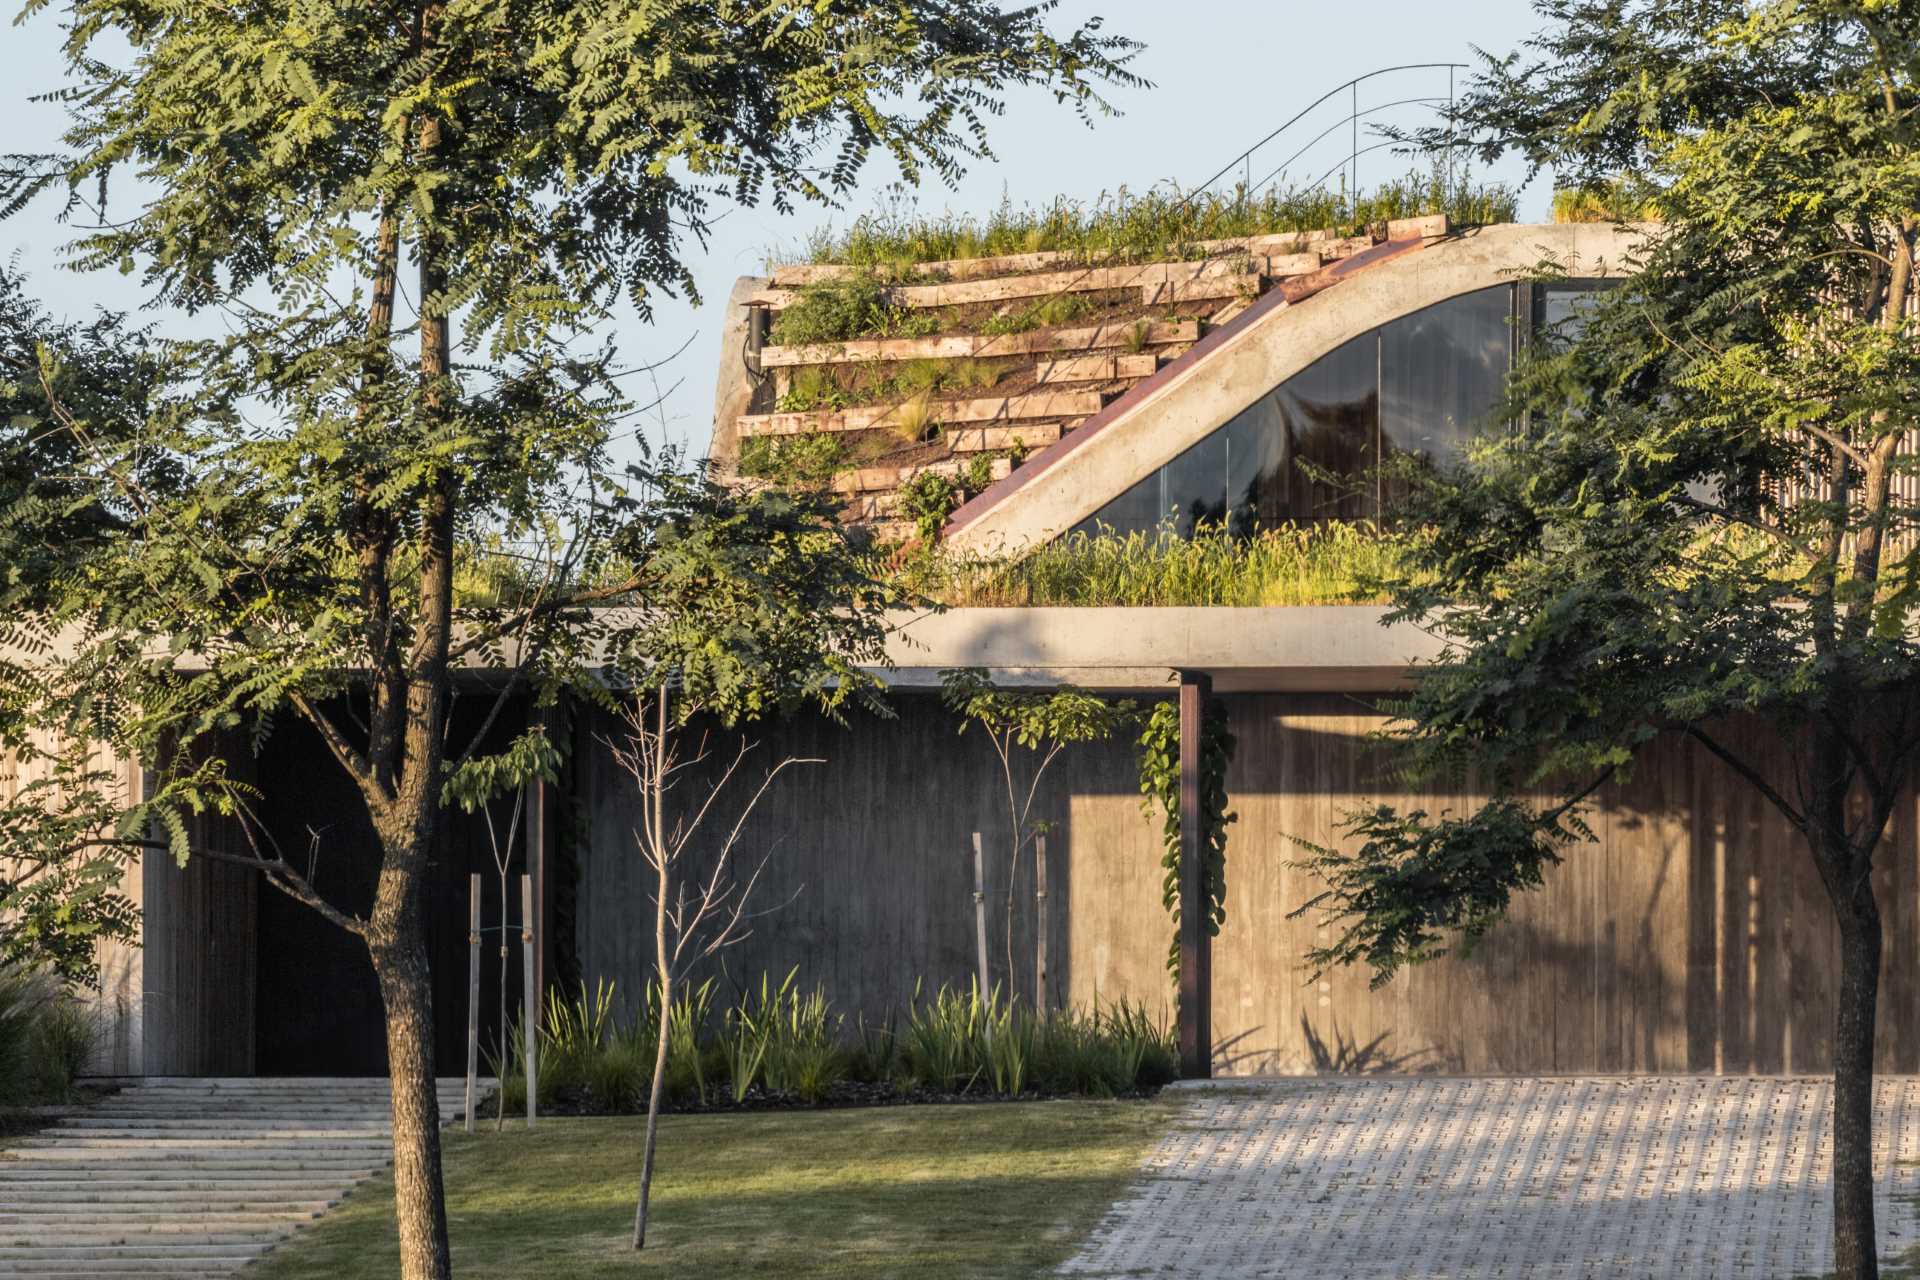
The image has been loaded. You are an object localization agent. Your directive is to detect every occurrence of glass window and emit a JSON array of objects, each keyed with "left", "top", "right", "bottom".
[
  {"left": 1066, "top": 282, "right": 1611, "bottom": 542},
  {"left": 1380, "top": 286, "right": 1511, "bottom": 468}
]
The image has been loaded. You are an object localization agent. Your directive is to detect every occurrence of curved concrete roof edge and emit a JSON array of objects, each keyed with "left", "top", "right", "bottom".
[{"left": 945, "top": 221, "right": 1648, "bottom": 556}]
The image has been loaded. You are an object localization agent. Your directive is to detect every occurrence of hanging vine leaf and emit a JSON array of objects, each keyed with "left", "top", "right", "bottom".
[{"left": 1136, "top": 697, "right": 1235, "bottom": 980}]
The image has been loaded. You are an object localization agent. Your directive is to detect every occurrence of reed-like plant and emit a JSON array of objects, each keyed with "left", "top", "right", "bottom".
[
  {"left": 914, "top": 521, "right": 1413, "bottom": 607},
  {"left": 796, "top": 168, "right": 1517, "bottom": 268}
]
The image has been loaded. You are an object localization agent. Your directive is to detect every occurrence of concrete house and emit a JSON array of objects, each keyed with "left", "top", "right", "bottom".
[{"left": 69, "top": 213, "right": 1920, "bottom": 1081}]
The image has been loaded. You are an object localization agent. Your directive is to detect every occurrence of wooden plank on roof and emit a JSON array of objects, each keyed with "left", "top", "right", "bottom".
[
  {"left": 757, "top": 318, "right": 1201, "bottom": 369},
  {"left": 887, "top": 257, "right": 1254, "bottom": 309},
  {"left": 1262, "top": 253, "right": 1321, "bottom": 278},
  {"left": 1142, "top": 273, "right": 1263, "bottom": 305},
  {"left": 1386, "top": 213, "right": 1450, "bottom": 240},
  {"left": 946, "top": 423, "right": 1065, "bottom": 453},
  {"left": 739, "top": 389, "right": 1106, "bottom": 438},
  {"left": 770, "top": 250, "right": 1079, "bottom": 287},
  {"left": 1034, "top": 354, "right": 1159, "bottom": 384}
]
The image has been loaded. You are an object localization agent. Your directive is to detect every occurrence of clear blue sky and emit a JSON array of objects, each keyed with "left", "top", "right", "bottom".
[{"left": 0, "top": 0, "right": 1551, "bottom": 459}]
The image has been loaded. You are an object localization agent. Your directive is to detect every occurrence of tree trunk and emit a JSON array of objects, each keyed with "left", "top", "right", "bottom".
[
  {"left": 370, "top": 911, "right": 454, "bottom": 1280},
  {"left": 632, "top": 966, "right": 671, "bottom": 1249},
  {"left": 633, "top": 689, "right": 672, "bottom": 1250},
  {"left": 1828, "top": 871, "right": 1884, "bottom": 1280}
]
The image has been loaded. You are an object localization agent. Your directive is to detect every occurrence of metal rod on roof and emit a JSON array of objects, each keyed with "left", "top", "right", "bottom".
[{"left": 1187, "top": 62, "right": 1468, "bottom": 198}]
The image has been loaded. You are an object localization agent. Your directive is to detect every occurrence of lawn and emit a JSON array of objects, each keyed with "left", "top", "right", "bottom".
[{"left": 250, "top": 1100, "right": 1172, "bottom": 1279}]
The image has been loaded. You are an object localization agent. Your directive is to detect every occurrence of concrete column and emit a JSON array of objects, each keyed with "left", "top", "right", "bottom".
[{"left": 1177, "top": 671, "right": 1213, "bottom": 1079}]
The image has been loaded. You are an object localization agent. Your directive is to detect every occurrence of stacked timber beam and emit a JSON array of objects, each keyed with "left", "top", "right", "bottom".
[{"left": 733, "top": 214, "right": 1449, "bottom": 543}]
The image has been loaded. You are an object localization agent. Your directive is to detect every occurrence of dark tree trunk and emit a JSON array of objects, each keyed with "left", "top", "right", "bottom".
[
  {"left": 1827, "top": 868, "right": 1884, "bottom": 1280},
  {"left": 371, "top": 914, "right": 453, "bottom": 1280}
]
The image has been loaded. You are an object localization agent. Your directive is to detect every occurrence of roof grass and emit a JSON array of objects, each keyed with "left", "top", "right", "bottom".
[
  {"left": 793, "top": 165, "right": 1517, "bottom": 270},
  {"left": 912, "top": 521, "right": 1415, "bottom": 608}
]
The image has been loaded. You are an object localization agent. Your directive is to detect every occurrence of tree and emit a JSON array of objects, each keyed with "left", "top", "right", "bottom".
[
  {"left": 1297, "top": 4, "right": 1920, "bottom": 1275},
  {"left": 603, "top": 687, "right": 816, "bottom": 1249},
  {"left": 0, "top": 264, "right": 217, "bottom": 987},
  {"left": 940, "top": 668, "right": 1136, "bottom": 1004},
  {"left": 1, "top": 6, "right": 1141, "bottom": 1275}
]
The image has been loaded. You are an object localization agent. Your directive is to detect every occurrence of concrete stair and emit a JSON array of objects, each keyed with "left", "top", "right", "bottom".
[{"left": 0, "top": 1077, "right": 486, "bottom": 1277}]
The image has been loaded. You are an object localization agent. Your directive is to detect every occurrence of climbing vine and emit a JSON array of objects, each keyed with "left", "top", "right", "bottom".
[{"left": 1136, "top": 698, "right": 1237, "bottom": 981}]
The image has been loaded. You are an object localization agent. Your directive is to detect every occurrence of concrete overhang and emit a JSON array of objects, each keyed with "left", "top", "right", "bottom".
[{"left": 878, "top": 605, "right": 1446, "bottom": 693}]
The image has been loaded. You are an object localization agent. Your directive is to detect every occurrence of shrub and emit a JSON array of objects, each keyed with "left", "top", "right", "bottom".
[
  {"left": 897, "top": 470, "right": 960, "bottom": 543},
  {"left": 761, "top": 981, "right": 844, "bottom": 1104},
  {"left": 736, "top": 433, "right": 846, "bottom": 490},
  {"left": 769, "top": 278, "right": 938, "bottom": 346},
  {"left": 31, "top": 996, "right": 98, "bottom": 1102}
]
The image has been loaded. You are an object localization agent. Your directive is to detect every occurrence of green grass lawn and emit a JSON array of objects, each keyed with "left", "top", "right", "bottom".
[{"left": 251, "top": 1100, "right": 1171, "bottom": 1279}]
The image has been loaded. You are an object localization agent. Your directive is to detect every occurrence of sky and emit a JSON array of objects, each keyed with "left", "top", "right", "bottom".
[{"left": 0, "top": 0, "right": 1551, "bottom": 460}]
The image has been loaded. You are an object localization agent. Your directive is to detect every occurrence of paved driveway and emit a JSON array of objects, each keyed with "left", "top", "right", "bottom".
[{"left": 1060, "top": 1076, "right": 1920, "bottom": 1279}]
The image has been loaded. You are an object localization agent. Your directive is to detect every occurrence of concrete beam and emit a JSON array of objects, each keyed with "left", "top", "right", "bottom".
[{"left": 878, "top": 606, "right": 1446, "bottom": 692}]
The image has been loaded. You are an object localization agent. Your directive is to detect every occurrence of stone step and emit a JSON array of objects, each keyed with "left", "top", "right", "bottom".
[
  {"left": 1, "top": 1076, "right": 495, "bottom": 1277},
  {"left": 0, "top": 1174, "right": 360, "bottom": 1189},
  {"left": 0, "top": 1193, "right": 339, "bottom": 1210},
  {"left": 1, "top": 1230, "right": 297, "bottom": 1248},
  {"left": 0, "top": 1243, "right": 271, "bottom": 1259},
  {"left": 0, "top": 1269, "right": 243, "bottom": 1278},
  {"left": 0, "top": 1209, "right": 321, "bottom": 1224}
]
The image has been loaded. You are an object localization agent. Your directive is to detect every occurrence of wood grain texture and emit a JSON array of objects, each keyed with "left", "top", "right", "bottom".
[{"left": 564, "top": 692, "right": 1920, "bottom": 1077}]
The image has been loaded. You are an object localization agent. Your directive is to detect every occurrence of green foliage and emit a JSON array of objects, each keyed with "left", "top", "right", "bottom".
[
  {"left": 802, "top": 167, "right": 1517, "bottom": 267},
  {"left": 1551, "top": 177, "right": 1660, "bottom": 223},
  {"left": 979, "top": 294, "right": 1093, "bottom": 337},
  {"left": 1289, "top": 801, "right": 1595, "bottom": 986},
  {"left": 774, "top": 367, "right": 851, "bottom": 414},
  {"left": 939, "top": 668, "right": 1138, "bottom": 756},
  {"left": 898, "top": 983, "right": 1175, "bottom": 1098},
  {"left": 0, "top": 966, "right": 98, "bottom": 1108},
  {"left": 898, "top": 471, "right": 962, "bottom": 544},
  {"left": 769, "top": 279, "right": 940, "bottom": 346},
  {"left": 491, "top": 973, "right": 1168, "bottom": 1110},
  {"left": 735, "top": 434, "right": 847, "bottom": 491},
  {"left": 915, "top": 522, "right": 1411, "bottom": 607},
  {"left": 1137, "top": 700, "right": 1236, "bottom": 980},
  {"left": 0, "top": 0, "right": 1135, "bottom": 1062},
  {"left": 1312, "top": 0, "right": 1920, "bottom": 1020}
]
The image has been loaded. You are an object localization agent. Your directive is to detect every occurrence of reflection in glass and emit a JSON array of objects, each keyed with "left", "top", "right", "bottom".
[
  {"left": 1380, "top": 287, "right": 1510, "bottom": 467},
  {"left": 1070, "top": 282, "right": 1599, "bottom": 540}
]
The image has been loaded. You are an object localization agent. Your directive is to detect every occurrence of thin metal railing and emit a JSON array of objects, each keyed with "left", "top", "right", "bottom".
[{"left": 1190, "top": 63, "right": 1469, "bottom": 203}]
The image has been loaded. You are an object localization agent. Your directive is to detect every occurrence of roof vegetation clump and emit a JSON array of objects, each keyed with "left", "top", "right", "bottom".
[
  {"left": 913, "top": 521, "right": 1416, "bottom": 607},
  {"left": 799, "top": 166, "right": 1517, "bottom": 268}
]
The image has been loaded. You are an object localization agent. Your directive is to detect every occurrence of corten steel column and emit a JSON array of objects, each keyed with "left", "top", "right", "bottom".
[
  {"left": 523, "top": 703, "right": 551, "bottom": 1033},
  {"left": 1177, "top": 671, "right": 1213, "bottom": 1079}
]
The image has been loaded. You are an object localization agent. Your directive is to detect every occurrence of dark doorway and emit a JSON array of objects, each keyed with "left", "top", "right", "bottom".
[{"left": 252, "top": 698, "right": 533, "bottom": 1076}]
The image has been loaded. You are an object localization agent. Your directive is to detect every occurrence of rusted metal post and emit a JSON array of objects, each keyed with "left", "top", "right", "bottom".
[
  {"left": 464, "top": 873, "right": 480, "bottom": 1133},
  {"left": 521, "top": 874, "right": 537, "bottom": 1128},
  {"left": 1178, "top": 672, "right": 1214, "bottom": 1079},
  {"left": 1034, "top": 834, "right": 1049, "bottom": 1014},
  {"left": 970, "top": 832, "right": 990, "bottom": 998}
]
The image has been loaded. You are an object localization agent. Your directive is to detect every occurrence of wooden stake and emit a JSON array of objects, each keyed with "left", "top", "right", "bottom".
[
  {"left": 464, "top": 873, "right": 480, "bottom": 1134},
  {"left": 970, "top": 832, "right": 990, "bottom": 998},
  {"left": 521, "top": 873, "right": 537, "bottom": 1128},
  {"left": 1034, "top": 834, "right": 1049, "bottom": 1014}
]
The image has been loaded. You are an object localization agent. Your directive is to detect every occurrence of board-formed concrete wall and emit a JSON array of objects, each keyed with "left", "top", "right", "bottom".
[{"left": 576, "top": 691, "right": 1920, "bottom": 1076}]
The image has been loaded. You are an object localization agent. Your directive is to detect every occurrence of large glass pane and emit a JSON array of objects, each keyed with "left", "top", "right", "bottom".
[
  {"left": 1265, "top": 334, "right": 1379, "bottom": 522},
  {"left": 1161, "top": 429, "right": 1228, "bottom": 536},
  {"left": 1380, "top": 285, "right": 1511, "bottom": 470},
  {"left": 1074, "top": 467, "right": 1163, "bottom": 539},
  {"left": 1537, "top": 281, "right": 1609, "bottom": 348}
]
